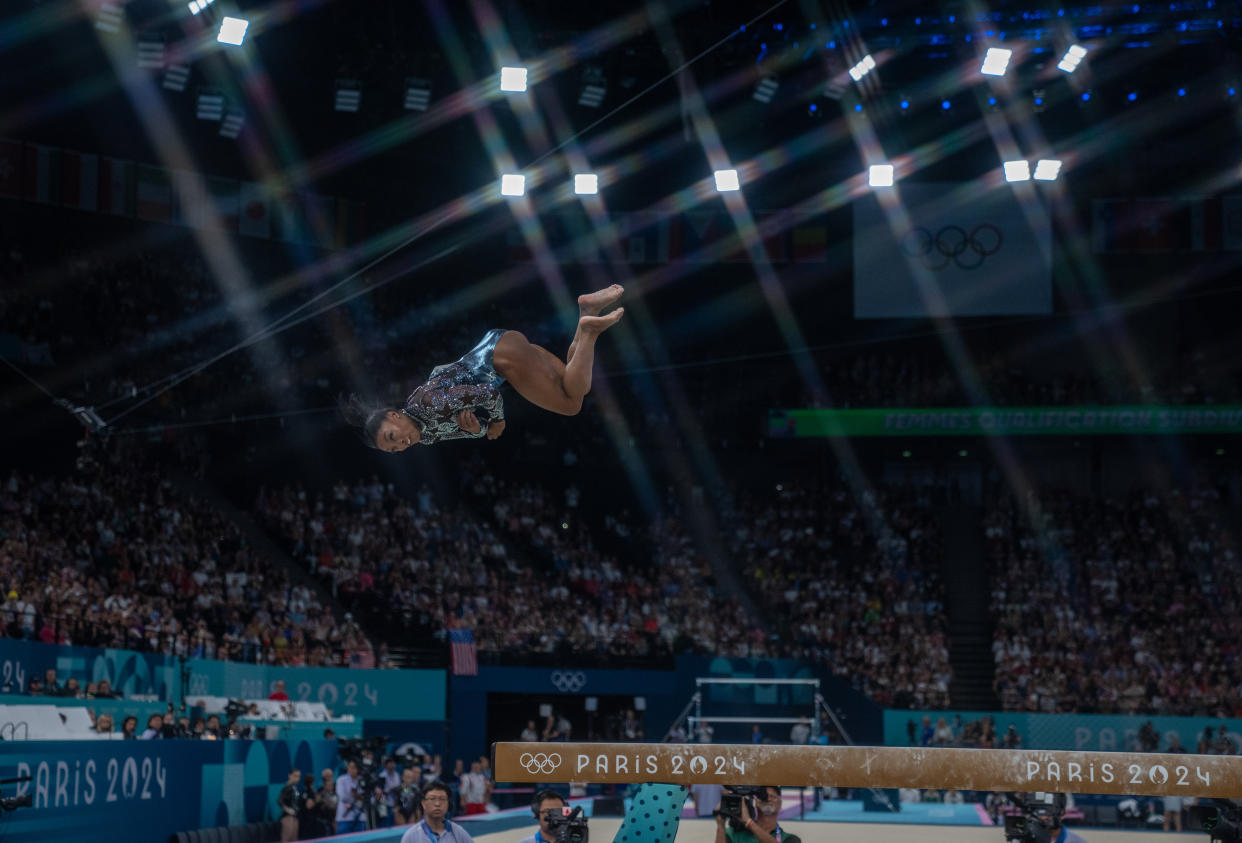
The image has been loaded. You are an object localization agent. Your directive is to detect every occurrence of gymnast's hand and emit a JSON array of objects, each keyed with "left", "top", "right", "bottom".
[
  {"left": 486, "top": 420, "right": 506, "bottom": 440},
  {"left": 456, "top": 410, "right": 482, "bottom": 434}
]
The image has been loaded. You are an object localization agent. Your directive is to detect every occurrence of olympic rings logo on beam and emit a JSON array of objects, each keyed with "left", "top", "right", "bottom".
[
  {"left": 551, "top": 670, "right": 587, "bottom": 692},
  {"left": 900, "top": 224, "right": 1003, "bottom": 270},
  {"left": 519, "top": 753, "right": 563, "bottom": 775}
]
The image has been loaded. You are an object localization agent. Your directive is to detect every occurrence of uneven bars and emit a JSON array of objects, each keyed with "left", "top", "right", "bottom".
[{"left": 492, "top": 742, "right": 1241, "bottom": 798}]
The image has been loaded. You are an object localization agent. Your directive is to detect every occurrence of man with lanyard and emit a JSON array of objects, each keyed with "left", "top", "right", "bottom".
[
  {"left": 401, "top": 781, "right": 476, "bottom": 843},
  {"left": 518, "top": 790, "right": 566, "bottom": 843},
  {"left": 336, "top": 760, "right": 366, "bottom": 834},
  {"left": 714, "top": 787, "right": 802, "bottom": 843},
  {"left": 1046, "top": 817, "right": 1088, "bottom": 843}
]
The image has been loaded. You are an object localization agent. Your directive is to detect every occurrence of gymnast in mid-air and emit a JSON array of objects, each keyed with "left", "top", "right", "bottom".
[{"left": 342, "top": 284, "right": 624, "bottom": 450}]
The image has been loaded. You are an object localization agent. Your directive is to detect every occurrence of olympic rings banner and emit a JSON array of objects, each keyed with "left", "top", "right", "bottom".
[
  {"left": 0, "top": 738, "right": 338, "bottom": 843},
  {"left": 768, "top": 406, "right": 1242, "bottom": 437},
  {"left": 853, "top": 182, "right": 1053, "bottom": 317}
]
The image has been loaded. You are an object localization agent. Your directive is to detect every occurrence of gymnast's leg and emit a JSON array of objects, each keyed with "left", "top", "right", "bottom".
[
  {"left": 493, "top": 285, "right": 624, "bottom": 416},
  {"left": 612, "top": 784, "right": 689, "bottom": 843}
]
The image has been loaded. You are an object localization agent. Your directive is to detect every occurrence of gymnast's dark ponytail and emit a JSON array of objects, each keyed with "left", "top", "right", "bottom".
[{"left": 338, "top": 393, "right": 396, "bottom": 450}]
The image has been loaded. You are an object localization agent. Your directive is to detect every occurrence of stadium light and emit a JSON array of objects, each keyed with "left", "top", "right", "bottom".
[
  {"left": 136, "top": 35, "right": 165, "bottom": 69},
  {"left": 578, "top": 66, "right": 606, "bottom": 108},
  {"left": 868, "top": 164, "right": 894, "bottom": 187},
  {"left": 196, "top": 88, "right": 223, "bottom": 121},
  {"left": 1003, "top": 160, "right": 1031, "bottom": 182},
  {"left": 713, "top": 169, "right": 740, "bottom": 192},
  {"left": 334, "top": 79, "right": 362, "bottom": 112},
  {"left": 404, "top": 78, "right": 431, "bottom": 112},
  {"left": 1033, "top": 159, "right": 1062, "bottom": 181},
  {"left": 187, "top": 0, "right": 215, "bottom": 14},
  {"left": 574, "top": 174, "right": 598, "bottom": 195},
  {"left": 219, "top": 110, "right": 244, "bottom": 139},
  {"left": 980, "top": 47, "right": 1012, "bottom": 76},
  {"left": 499, "top": 66, "right": 528, "bottom": 92},
  {"left": 500, "top": 174, "right": 526, "bottom": 196},
  {"left": 216, "top": 16, "right": 249, "bottom": 46},
  {"left": 1057, "top": 44, "right": 1086, "bottom": 73},
  {"left": 753, "top": 77, "right": 779, "bottom": 104},
  {"left": 95, "top": 1, "right": 123, "bottom": 33},
  {"left": 163, "top": 65, "right": 190, "bottom": 92},
  {"left": 848, "top": 54, "right": 876, "bottom": 82}
]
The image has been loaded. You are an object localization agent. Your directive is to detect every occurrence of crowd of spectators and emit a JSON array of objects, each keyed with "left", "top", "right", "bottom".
[
  {"left": 986, "top": 484, "right": 1242, "bottom": 716},
  {"left": 724, "top": 480, "right": 953, "bottom": 708},
  {"left": 253, "top": 469, "right": 759, "bottom": 662},
  {"left": 0, "top": 450, "right": 371, "bottom": 669}
]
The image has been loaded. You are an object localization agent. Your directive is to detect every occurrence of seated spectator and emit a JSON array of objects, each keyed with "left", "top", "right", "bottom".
[
  {"left": 120, "top": 716, "right": 138, "bottom": 739},
  {"left": 140, "top": 714, "right": 163, "bottom": 740},
  {"left": 94, "top": 713, "right": 115, "bottom": 735},
  {"left": 269, "top": 680, "right": 290, "bottom": 701}
]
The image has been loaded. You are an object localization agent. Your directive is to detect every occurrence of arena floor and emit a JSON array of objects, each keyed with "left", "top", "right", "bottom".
[{"left": 472, "top": 818, "right": 1167, "bottom": 841}]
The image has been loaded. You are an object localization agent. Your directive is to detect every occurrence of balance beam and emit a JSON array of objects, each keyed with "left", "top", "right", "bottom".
[{"left": 493, "top": 742, "right": 1241, "bottom": 798}]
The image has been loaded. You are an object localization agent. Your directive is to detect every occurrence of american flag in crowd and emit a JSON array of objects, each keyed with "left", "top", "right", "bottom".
[{"left": 449, "top": 627, "right": 478, "bottom": 676}]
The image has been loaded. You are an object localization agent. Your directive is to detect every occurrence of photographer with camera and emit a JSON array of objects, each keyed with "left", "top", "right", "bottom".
[
  {"left": 520, "top": 790, "right": 567, "bottom": 843},
  {"left": 714, "top": 786, "right": 801, "bottom": 843},
  {"left": 336, "top": 760, "right": 366, "bottom": 834},
  {"left": 394, "top": 767, "right": 423, "bottom": 826},
  {"left": 400, "top": 781, "right": 476, "bottom": 843},
  {"left": 1003, "top": 792, "right": 1086, "bottom": 843}
]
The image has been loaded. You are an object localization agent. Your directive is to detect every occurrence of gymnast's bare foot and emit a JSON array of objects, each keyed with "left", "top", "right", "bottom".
[
  {"left": 578, "top": 284, "right": 624, "bottom": 316},
  {"left": 579, "top": 308, "right": 624, "bottom": 335}
]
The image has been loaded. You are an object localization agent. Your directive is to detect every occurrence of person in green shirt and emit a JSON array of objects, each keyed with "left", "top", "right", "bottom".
[{"left": 713, "top": 786, "right": 802, "bottom": 843}]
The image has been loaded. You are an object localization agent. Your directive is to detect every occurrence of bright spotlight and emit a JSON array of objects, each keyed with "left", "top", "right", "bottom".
[
  {"left": 753, "top": 77, "right": 779, "bottom": 104},
  {"left": 334, "top": 79, "right": 362, "bottom": 113},
  {"left": 1033, "top": 159, "right": 1063, "bottom": 181},
  {"left": 1057, "top": 44, "right": 1086, "bottom": 73},
  {"left": 713, "top": 169, "right": 740, "bottom": 192},
  {"left": 500, "top": 174, "right": 526, "bottom": 196},
  {"left": 188, "top": 0, "right": 215, "bottom": 14},
  {"left": 499, "top": 66, "right": 528, "bottom": 92},
  {"left": 980, "top": 47, "right": 1012, "bottom": 76},
  {"left": 868, "top": 164, "right": 894, "bottom": 187},
  {"left": 1003, "top": 160, "right": 1031, "bottom": 182},
  {"left": 848, "top": 54, "right": 876, "bottom": 82},
  {"left": 217, "top": 16, "right": 249, "bottom": 46},
  {"left": 573, "top": 174, "right": 598, "bottom": 195}
]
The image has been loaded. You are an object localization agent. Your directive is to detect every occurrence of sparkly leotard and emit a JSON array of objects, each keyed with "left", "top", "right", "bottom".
[{"left": 401, "top": 329, "right": 507, "bottom": 445}]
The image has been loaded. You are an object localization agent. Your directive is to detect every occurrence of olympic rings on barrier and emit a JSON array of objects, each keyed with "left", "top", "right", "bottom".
[
  {"left": 900, "top": 224, "right": 1003, "bottom": 270},
  {"left": 519, "top": 752, "right": 563, "bottom": 775},
  {"left": 551, "top": 670, "right": 587, "bottom": 692}
]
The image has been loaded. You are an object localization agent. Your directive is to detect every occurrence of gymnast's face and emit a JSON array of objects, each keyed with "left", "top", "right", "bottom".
[{"left": 377, "top": 411, "right": 421, "bottom": 452}]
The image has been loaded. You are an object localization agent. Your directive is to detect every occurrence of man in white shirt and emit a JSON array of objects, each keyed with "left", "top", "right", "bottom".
[
  {"left": 336, "top": 761, "right": 365, "bottom": 833},
  {"left": 459, "top": 761, "right": 487, "bottom": 815},
  {"left": 380, "top": 757, "right": 402, "bottom": 827},
  {"left": 401, "top": 782, "right": 475, "bottom": 843},
  {"left": 519, "top": 790, "right": 566, "bottom": 843}
]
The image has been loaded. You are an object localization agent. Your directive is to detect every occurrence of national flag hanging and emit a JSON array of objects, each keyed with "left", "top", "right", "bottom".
[
  {"left": 60, "top": 150, "right": 99, "bottom": 211},
  {"left": 449, "top": 628, "right": 478, "bottom": 676},
  {"left": 204, "top": 174, "right": 239, "bottom": 231},
  {"left": 22, "top": 144, "right": 61, "bottom": 204},
  {"left": 135, "top": 164, "right": 174, "bottom": 222},
  {"left": 239, "top": 181, "right": 272, "bottom": 238},
  {"left": 100, "top": 157, "right": 135, "bottom": 216},
  {"left": 0, "top": 140, "right": 21, "bottom": 197}
]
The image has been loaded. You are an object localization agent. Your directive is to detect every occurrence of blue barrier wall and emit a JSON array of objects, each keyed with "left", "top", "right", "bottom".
[
  {"left": 884, "top": 709, "right": 1242, "bottom": 752},
  {"left": 0, "top": 738, "right": 338, "bottom": 843},
  {"left": 449, "top": 656, "right": 881, "bottom": 767},
  {"left": 0, "top": 639, "right": 447, "bottom": 722}
]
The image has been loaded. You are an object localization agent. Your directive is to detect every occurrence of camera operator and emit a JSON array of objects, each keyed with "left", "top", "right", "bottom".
[
  {"left": 278, "top": 768, "right": 301, "bottom": 842},
  {"left": 378, "top": 757, "right": 402, "bottom": 827},
  {"left": 519, "top": 790, "right": 566, "bottom": 843},
  {"left": 318, "top": 768, "right": 339, "bottom": 835},
  {"left": 400, "top": 781, "right": 476, "bottom": 843},
  {"left": 336, "top": 760, "right": 366, "bottom": 834},
  {"left": 714, "top": 787, "right": 802, "bottom": 843},
  {"left": 300, "top": 772, "right": 329, "bottom": 840},
  {"left": 394, "top": 767, "right": 423, "bottom": 825}
]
